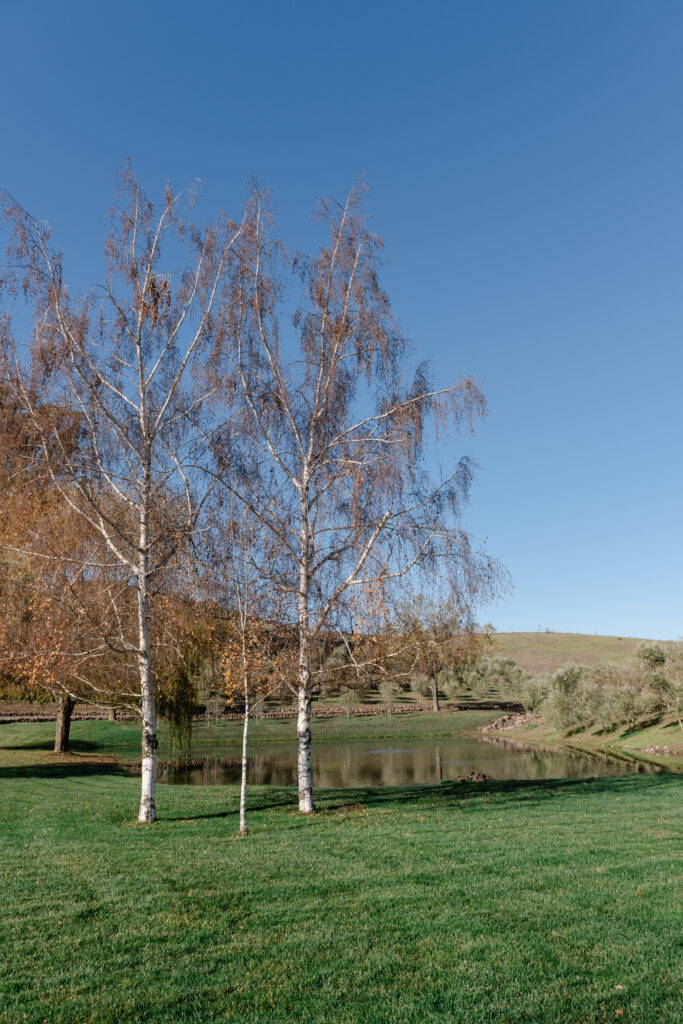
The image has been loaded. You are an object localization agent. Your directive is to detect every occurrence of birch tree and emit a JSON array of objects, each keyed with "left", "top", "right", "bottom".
[
  {"left": 211, "top": 184, "right": 504, "bottom": 813},
  {"left": 219, "top": 509, "right": 292, "bottom": 835},
  {"left": 0, "top": 168, "right": 243, "bottom": 820}
]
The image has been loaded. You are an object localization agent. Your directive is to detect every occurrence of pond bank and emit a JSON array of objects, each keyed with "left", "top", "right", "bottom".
[
  {"left": 483, "top": 712, "right": 683, "bottom": 772},
  {"left": 0, "top": 711, "right": 649, "bottom": 787}
]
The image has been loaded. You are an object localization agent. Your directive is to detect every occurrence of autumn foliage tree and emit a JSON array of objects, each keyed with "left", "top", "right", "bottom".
[
  {"left": 0, "top": 497, "right": 136, "bottom": 750},
  {"left": 389, "top": 595, "right": 481, "bottom": 711},
  {"left": 0, "top": 385, "right": 129, "bottom": 749}
]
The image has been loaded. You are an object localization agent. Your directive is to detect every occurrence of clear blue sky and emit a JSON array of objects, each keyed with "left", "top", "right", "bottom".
[{"left": 3, "top": 1, "right": 682, "bottom": 638}]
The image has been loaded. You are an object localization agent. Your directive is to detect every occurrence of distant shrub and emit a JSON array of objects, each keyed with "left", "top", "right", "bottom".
[
  {"left": 446, "top": 655, "right": 530, "bottom": 700},
  {"left": 409, "top": 673, "right": 431, "bottom": 698},
  {"left": 529, "top": 645, "right": 683, "bottom": 735},
  {"left": 339, "top": 688, "right": 356, "bottom": 717},
  {"left": 541, "top": 664, "right": 590, "bottom": 734},
  {"left": 521, "top": 672, "right": 551, "bottom": 713},
  {"left": 204, "top": 692, "right": 226, "bottom": 721},
  {"left": 635, "top": 642, "right": 666, "bottom": 668},
  {"left": 379, "top": 679, "right": 397, "bottom": 714}
]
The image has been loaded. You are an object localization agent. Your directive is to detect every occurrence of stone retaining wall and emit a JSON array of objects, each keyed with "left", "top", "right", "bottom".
[
  {"left": 481, "top": 711, "right": 534, "bottom": 733},
  {"left": 0, "top": 700, "right": 525, "bottom": 726}
]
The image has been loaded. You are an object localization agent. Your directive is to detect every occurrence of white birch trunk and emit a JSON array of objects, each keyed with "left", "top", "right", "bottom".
[
  {"left": 297, "top": 492, "right": 315, "bottom": 814},
  {"left": 297, "top": 673, "right": 314, "bottom": 813},
  {"left": 139, "top": 682, "right": 157, "bottom": 822},
  {"left": 240, "top": 682, "right": 249, "bottom": 836},
  {"left": 137, "top": 487, "right": 157, "bottom": 824}
]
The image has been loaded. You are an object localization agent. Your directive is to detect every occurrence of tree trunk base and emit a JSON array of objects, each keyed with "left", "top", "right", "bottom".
[
  {"left": 297, "top": 684, "right": 315, "bottom": 814},
  {"left": 138, "top": 727, "right": 157, "bottom": 823},
  {"left": 54, "top": 696, "right": 75, "bottom": 753}
]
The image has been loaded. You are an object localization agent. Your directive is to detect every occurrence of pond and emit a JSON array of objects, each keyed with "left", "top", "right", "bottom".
[{"left": 155, "top": 735, "right": 648, "bottom": 787}]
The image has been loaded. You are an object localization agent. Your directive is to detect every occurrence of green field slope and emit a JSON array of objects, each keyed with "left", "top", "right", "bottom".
[{"left": 491, "top": 632, "right": 652, "bottom": 673}]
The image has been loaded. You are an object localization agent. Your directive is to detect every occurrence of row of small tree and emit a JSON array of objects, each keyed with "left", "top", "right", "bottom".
[
  {"left": 521, "top": 643, "right": 683, "bottom": 734},
  {"left": 0, "top": 167, "right": 504, "bottom": 824}
]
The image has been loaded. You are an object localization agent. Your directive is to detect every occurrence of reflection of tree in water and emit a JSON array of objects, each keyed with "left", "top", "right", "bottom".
[{"left": 156, "top": 738, "right": 645, "bottom": 787}]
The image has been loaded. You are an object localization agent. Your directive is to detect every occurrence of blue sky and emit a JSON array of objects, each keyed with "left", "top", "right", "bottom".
[{"left": 2, "top": 1, "right": 682, "bottom": 638}]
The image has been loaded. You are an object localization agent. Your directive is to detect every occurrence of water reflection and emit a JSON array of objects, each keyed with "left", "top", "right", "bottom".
[{"left": 156, "top": 737, "right": 648, "bottom": 787}]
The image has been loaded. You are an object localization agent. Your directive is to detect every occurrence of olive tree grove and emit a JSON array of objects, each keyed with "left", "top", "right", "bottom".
[{"left": 390, "top": 595, "right": 481, "bottom": 712}]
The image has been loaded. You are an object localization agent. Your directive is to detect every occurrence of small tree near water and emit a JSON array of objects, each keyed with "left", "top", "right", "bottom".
[
  {"left": 391, "top": 596, "right": 480, "bottom": 711},
  {"left": 219, "top": 511, "right": 292, "bottom": 836}
]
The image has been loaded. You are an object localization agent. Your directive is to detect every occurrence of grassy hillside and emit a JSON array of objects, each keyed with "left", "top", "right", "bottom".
[{"left": 491, "top": 631, "right": 650, "bottom": 673}]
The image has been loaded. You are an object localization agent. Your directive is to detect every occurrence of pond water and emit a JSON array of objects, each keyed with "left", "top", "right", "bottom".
[{"left": 155, "top": 736, "right": 648, "bottom": 787}]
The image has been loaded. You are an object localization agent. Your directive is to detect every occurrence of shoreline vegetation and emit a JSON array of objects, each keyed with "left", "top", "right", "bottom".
[
  {"left": 2, "top": 705, "right": 681, "bottom": 774},
  {"left": 2, "top": 632, "right": 682, "bottom": 773},
  {"left": 495, "top": 711, "right": 683, "bottom": 772}
]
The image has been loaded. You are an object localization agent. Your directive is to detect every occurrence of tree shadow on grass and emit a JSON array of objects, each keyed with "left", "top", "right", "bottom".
[
  {"left": 160, "top": 771, "right": 679, "bottom": 825},
  {"left": 313, "top": 771, "right": 678, "bottom": 814},
  {"left": 164, "top": 789, "right": 298, "bottom": 821},
  {"left": 619, "top": 713, "right": 667, "bottom": 738},
  {"left": 0, "top": 759, "right": 133, "bottom": 781},
  {"left": 0, "top": 738, "right": 56, "bottom": 752},
  {"left": 0, "top": 738, "right": 114, "bottom": 753}
]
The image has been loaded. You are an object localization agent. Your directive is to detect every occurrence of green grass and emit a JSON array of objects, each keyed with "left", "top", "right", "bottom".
[
  {"left": 492, "top": 632, "right": 650, "bottom": 673},
  {"left": 0, "top": 752, "right": 681, "bottom": 1022}
]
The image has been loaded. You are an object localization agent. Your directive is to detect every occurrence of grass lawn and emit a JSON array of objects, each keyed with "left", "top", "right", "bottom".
[{"left": 0, "top": 735, "right": 681, "bottom": 1023}]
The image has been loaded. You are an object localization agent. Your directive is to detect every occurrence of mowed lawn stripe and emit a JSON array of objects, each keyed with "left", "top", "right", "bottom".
[{"left": 0, "top": 771, "right": 681, "bottom": 1023}]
